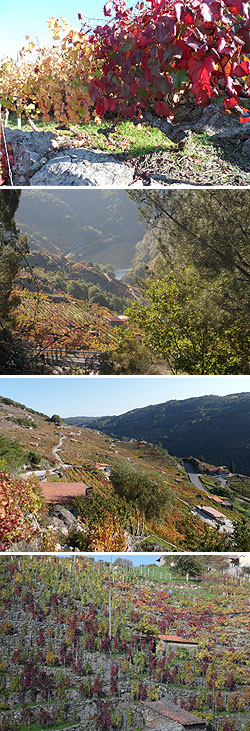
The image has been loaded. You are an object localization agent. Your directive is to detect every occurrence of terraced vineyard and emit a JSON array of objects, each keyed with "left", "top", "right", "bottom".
[
  {"left": 14, "top": 289, "right": 121, "bottom": 353},
  {"left": 0, "top": 556, "right": 250, "bottom": 731},
  {"left": 1, "top": 397, "right": 250, "bottom": 552}
]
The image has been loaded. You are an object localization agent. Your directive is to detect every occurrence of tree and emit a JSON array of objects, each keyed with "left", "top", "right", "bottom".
[
  {"left": 50, "top": 414, "right": 61, "bottom": 424},
  {"left": 99, "top": 332, "right": 157, "bottom": 374},
  {"left": 28, "top": 451, "right": 41, "bottom": 466},
  {"left": 174, "top": 556, "right": 202, "bottom": 578},
  {"left": 0, "top": 329, "right": 34, "bottom": 374},
  {"left": 232, "top": 519, "right": 250, "bottom": 551},
  {"left": 0, "top": 434, "right": 25, "bottom": 472},
  {"left": 110, "top": 460, "right": 175, "bottom": 535},
  {"left": 67, "top": 280, "right": 88, "bottom": 300},
  {"left": 0, "top": 192, "right": 33, "bottom": 374},
  {"left": 128, "top": 265, "right": 249, "bottom": 374},
  {"left": 0, "top": 191, "right": 28, "bottom": 325},
  {"left": 127, "top": 190, "right": 250, "bottom": 374},
  {"left": 113, "top": 557, "right": 133, "bottom": 567},
  {"left": 128, "top": 190, "right": 250, "bottom": 282}
]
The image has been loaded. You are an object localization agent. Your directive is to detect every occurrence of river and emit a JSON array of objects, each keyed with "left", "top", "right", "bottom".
[{"left": 115, "top": 268, "right": 131, "bottom": 280}]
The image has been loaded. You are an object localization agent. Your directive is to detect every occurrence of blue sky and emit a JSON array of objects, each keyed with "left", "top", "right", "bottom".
[
  {"left": 0, "top": 376, "right": 249, "bottom": 418},
  {"left": 59, "top": 553, "right": 162, "bottom": 565},
  {"left": 0, "top": 0, "right": 111, "bottom": 59},
  {"left": 93, "top": 554, "right": 161, "bottom": 565}
]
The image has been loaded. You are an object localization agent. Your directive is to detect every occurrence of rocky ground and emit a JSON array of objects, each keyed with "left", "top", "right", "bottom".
[{"left": 4, "top": 106, "right": 250, "bottom": 187}]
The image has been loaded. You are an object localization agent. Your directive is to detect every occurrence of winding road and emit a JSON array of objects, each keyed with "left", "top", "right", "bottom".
[
  {"left": 183, "top": 461, "right": 228, "bottom": 492},
  {"left": 21, "top": 433, "right": 71, "bottom": 480}
]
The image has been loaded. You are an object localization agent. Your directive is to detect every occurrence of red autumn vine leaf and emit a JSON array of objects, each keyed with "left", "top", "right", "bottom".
[
  {"left": 104, "top": 1, "right": 113, "bottom": 15},
  {"left": 1, "top": 0, "right": 250, "bottom": 124}
]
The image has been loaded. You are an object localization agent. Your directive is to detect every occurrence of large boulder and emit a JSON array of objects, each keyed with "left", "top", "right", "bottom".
[
  {"left": 193, "top": 106, "right": 250, "bottom": 137},
  {"left": 5, "top": 128, "right": 68, "bottom": 184},
  {"left": 49, "top": 505, "right": 78, "bottom": 529},
  {"left": 47, "top": 517, "right": 70, "bottom": 536},
  {"left": 30, "top": 147, "right": 134, "bottom": 186}
]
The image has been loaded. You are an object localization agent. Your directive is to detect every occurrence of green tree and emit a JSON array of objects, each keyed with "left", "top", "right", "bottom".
[
  {"left": 99, "top": 332, "right": 156, "bottom": 375},
  {"left": 28, "top": 451, "right": 41, "bottom": 466},
  {"left": 0, "top": 329, "right": 34, "bottom": 374},
  {"left": 127, "top": 190, "right": 250, "bottom": 374},
  {"left": 0, "top": 192, "right": 33, "bottom": 374},
  {"left": 0, "top": 434, "right": 25, "bottom": 472},
  {"left": 129, "top": 266, "right": 249, "bottom": 374},
  {"left": 232, "top": 519, "right": 250, "bottom": 551},
  {"left": 174, "top": 556, "right": 202, "bottom": 577},
  {"left": 88, "top": 285, "right": 109, "bottom": 307},
  {"left": 110, "top": 460, "right": 175, "bottom": 535},
  {"left": 67, "top": 280, "right": 88, "bottom": 300},
  {"left": 128, "top": 190, "right": 250, "bottom": 282},
  {"left": 50, "top": 414, "right": 61, "bottom": 424},
  {"left": 0, "top": 191, "right": 28, "bottom": 325}
]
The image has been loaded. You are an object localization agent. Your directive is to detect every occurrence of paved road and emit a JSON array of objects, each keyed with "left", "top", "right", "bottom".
[
  {"left": 183, "top": 461, "right": 207, "bottom": 492},
  {"left": 184, "top": 461, "right": 228, "bottom": 492},
  {"left": 52, "top": 434, "right": 69, "bottom": 468}
]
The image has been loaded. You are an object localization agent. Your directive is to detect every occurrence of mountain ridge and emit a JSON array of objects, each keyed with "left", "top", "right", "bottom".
[{"left": 64, "top": 392, "right": 250, "bottom": 475}]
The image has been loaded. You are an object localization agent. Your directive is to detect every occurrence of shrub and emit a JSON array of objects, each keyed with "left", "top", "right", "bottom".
[
  {"left": 28, "top": 451, "right": 41, "bottom": 466},
  {"left": 0, "top": 471, "right": 45, "bottom": 549},
  {"left": 0, "top": 434, "right": 25, "bottom": 472}
]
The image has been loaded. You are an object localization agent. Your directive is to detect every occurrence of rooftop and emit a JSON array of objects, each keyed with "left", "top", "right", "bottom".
[
  {"left": 104, "top": 314, "right": 129, "bottom": 323},
  {"left": 210, "top": 495, "right": 226, "bottom": 505},
  {"left": 196, "top": 505, "right": 226, "bottom": 520},
  {"left": 143, "top": 700, "right": 207, "bottom": 727},
  {"left": 40, "top": 481, "right": 91, "bottom": 504},
  {"left": 158, "top": 634, "right": 198, "bottom": 645}
]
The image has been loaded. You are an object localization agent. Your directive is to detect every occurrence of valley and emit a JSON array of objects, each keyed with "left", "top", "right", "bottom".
[
  {"left": 0, "top": 393, "right": 250, "bottom": 553},
  {"left": 1, "top": 189, "right": 249, "bottom": 376},
  {"left": 65, "top": 393, "right": 250, "bottom": 477},
  {"left": 16, "top": 191, "right": 145, "bottom": 268}
]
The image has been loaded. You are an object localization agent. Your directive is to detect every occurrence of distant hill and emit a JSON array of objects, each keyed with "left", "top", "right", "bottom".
[
  {"left": 16, "top": 191, "right": 146, "bottom": 269},
  {"left": 65, "top": 393, "right": 250, "bottom": 475},
  {"left": 16, "top": 251, "right": 132, "bottom": 302}
]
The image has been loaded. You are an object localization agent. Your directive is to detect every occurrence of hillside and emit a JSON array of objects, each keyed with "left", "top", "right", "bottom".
[
  {"left": 17, "top": 251, "right": 133, "bottom": 303},
  {"left": 12, "top": 290, "right": 125, "bottom": 365},
  {"left": 65, "top": 393, "right": 250, "bottom": 476},
  {"left": 1, "top": 394, "right": 250, "bottom": 552},
  {"left": 16, "top": 190, "right": 146, "bottom": 268},
  {"left": 1, "top": 556, "right": 250, "bottom": 731},
  {"left": 11, "top": 252, "right": 137, "bottom": 369}
]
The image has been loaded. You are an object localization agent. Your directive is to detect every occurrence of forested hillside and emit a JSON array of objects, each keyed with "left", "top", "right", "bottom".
[{"left": 65, "top": 393, "right": 250, "bottom": 475}]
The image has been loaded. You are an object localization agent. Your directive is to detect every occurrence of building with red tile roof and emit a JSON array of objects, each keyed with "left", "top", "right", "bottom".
[
  {"left": 158, "top": 634, "right": 198, "bottom": 645},
  {"left": 40, "top": 481, "right": 92, "bottom": 504},
  {"left": 142, "top": 700, "right": 207, "bottom": 729},
  {"left": 195, "top": 505, "right": 227, "bottom": 522},
  {"left": 103, "top": 315, "right": 129, "bottom": 327}
]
